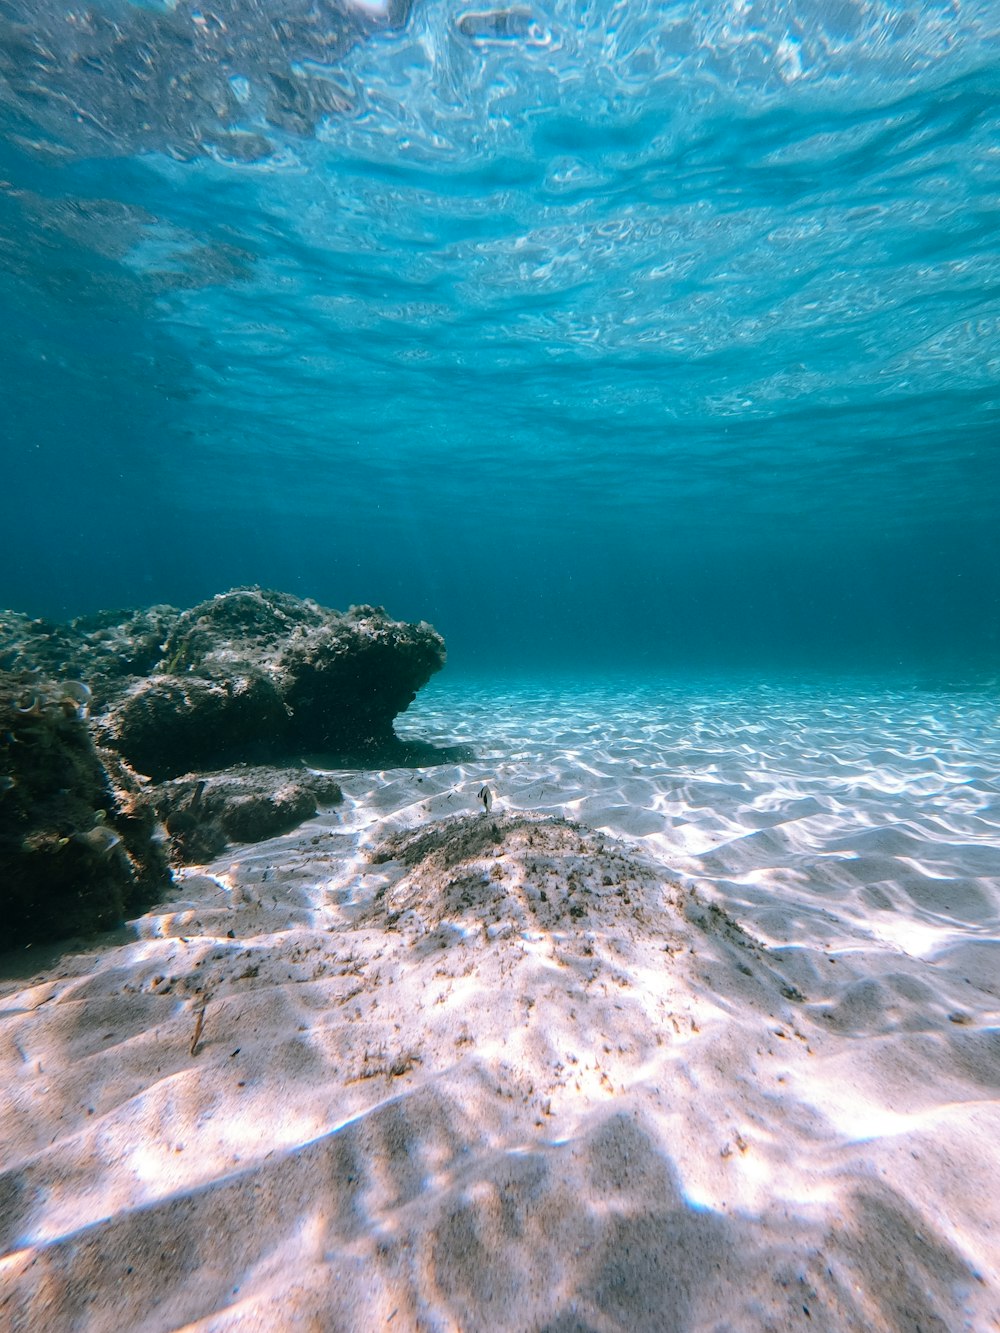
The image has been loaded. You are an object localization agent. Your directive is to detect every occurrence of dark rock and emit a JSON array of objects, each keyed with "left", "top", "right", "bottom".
[
  {"left": 157, "top": 587, "right": 322, "bottom": 675},
  {"left": 3, "top": 591, "right": 448, "bottom": 778},
  {"left": 278, "top": 604, "right": 447, "bottom": 752},
  {"left": 101, "top": 588, "right": 447, "bottom": 779},
  {"left": 0, "top": 588, "right": 448, "bottom": 948},
  {"left": 152, "top": 765, "right": 344, "bottom": 864},
  {"left": 0, "top": 670, "right": 172, "bottom": 952},
  {"left": 107, "top": 673, "right": 289, "bottom": 781},
  {"left": 0, "top": 605, "right": 179, "bottom": 709}
]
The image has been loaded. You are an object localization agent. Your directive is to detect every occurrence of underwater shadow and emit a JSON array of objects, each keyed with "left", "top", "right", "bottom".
[
  {"left": 1, "top": 1090, "right": 986, "bottom": 1331},
  {"left": 303, "top": 737, "right": 477, "bottom": 771}
]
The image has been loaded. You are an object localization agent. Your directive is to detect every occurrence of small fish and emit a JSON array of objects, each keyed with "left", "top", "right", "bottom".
[{"left": 478, "top": 785, "right": 493, "bottom": 813}]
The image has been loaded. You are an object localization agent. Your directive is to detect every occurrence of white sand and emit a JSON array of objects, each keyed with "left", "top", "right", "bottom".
[{"left": 2, "top": 675, "right": 999, "bottom": 1331}]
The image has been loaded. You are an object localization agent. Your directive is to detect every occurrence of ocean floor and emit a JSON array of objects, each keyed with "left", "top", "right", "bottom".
[{"left": 2, "top": 675, "right": 1000, "bottom": 1331}]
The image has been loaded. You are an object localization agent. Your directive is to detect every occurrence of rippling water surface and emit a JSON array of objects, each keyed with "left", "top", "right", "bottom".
[{"left": 2, "top": 1, "right": 998, "bottom": 672}]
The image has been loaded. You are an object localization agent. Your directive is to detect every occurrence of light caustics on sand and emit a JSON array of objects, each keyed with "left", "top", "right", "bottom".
[{"left": 2, "top": 680, "right": 999, "bottom": 1328}]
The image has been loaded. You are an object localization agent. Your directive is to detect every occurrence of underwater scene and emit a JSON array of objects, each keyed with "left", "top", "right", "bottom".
[{"left": 2, "top": 1, "right": 1000, "bottom": 1329}]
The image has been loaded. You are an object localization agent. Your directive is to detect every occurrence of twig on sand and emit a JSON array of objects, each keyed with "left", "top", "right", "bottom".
[{"left": 191, "top": 995, "right": 208, "bottom": 1056}]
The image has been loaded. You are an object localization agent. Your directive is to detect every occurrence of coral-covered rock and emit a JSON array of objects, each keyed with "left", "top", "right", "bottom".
[
  {"left": 0, "top": 605, "right": 180, "bottom": 709},
  {"left": 107, "top": 672, "right": 288, "bottom": 782},
  {"left": 0, "top": 671, "right": 172, "bottom": 951},
  {"left": 151, "top": 765, "right": 343, "bottom": 863},
  {"left": 157, "top": 587, "right": 322, "bottom": 675},
  {"left": 101, "top": 589, "right": 447, "bottom": 779},
  {"left": 0, "top": 588, "right": 450, "bottom": 949},
  {"left": 2, "top": 589, "right": 449, "bottom": 781},
  {"left": 278, "top": 605, "right": 447, "bottom": 752}
]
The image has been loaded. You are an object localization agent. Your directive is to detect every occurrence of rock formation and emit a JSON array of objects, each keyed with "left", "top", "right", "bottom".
[
  {"left": 0, "top": 587, "right": 451, "bottom": 948},
  {"left": 1, "top": 587, "right": 449, "bottom": 781},
  {"left": 105, "top": 590, "right": 446, "bottom": 778},
  {"left": 153, "top": 766, "right": 344, "bottom": 865},
  {"left": 0, "top": 671, "right": 172, "bottom": 952}
]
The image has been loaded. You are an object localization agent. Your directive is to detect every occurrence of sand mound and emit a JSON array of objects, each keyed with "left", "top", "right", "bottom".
[
  {"left": 368, "top": 811, "right": 682, "bottom": 935},
  {"left": 0, "top": 815, "right": 808, "bottom": 1330}
]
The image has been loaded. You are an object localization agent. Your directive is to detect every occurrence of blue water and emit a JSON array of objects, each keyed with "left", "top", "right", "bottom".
[{"left": 2, "top": 0, "right": 999, "bottom": 677}]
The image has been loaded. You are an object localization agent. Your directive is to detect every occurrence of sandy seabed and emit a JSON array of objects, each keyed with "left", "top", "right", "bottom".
[{"left": 2, "top": 675, "right": 1000, "bottom": 1332}]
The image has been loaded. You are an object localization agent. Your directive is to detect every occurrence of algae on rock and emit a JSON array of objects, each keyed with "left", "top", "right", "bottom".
[{"left": 0, "top": 671, "right": 172, "bottom": 951}]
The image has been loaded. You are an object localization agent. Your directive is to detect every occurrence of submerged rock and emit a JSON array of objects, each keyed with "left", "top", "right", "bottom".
[
  {"left": 103, "top": 589, "right": 446, "bottom": 779},
  {"left": 0, "top": 587, "right": 452, "bottom": 947},
  {"left": 0, "top": 605, "right": 180, "bottom": 710},
  {"left": 2, "top": 588, "right": 449, "bottom": 781},
  {"left": 105, "top": 672, "right": 290, "bottom": 781},
  {"left": 152, "top": 765, "right": 344, "bottom": 864},
  {"left": 0, "top": 670, "right": 172, "bottom": 951},
  {"left": 0, "top": 583, "right": 456, "bottom": 949}
]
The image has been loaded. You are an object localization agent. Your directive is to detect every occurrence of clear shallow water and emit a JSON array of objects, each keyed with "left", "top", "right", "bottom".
[
  {"left": 392, "top": 673, "right": 1000, "bottom": 959},
  {"left": 2, "top": 1, "right": 999, "bottom": 674}
]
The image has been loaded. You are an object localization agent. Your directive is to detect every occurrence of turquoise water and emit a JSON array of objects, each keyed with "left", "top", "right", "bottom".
[{"left": 2, "top": 1, "right": 999, "bottom": 676}]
